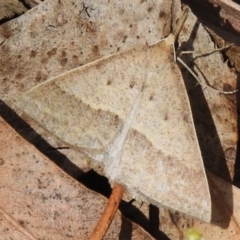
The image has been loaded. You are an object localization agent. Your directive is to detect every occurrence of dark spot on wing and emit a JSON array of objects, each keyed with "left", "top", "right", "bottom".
[
  {"left": 47, "top": 48, "right": 57, "bottom": 57},
  {"left": 159, "top": 10, "right": 166, "bottom": 18},
  {"left": 122, "top": 36, "right": 127, "bottom": 43},
  {"left": 141, "top": 83, "right": 147, "bottom": 92},
  {"left": 59, "top": 57, "right": 68, "bottom": 66},
  {"left": 147, "top": 7, "right": 153, "bottom": 12},
  {"left": 149, "top": 94, "right": 154, "bottom": 101},
  {"left": 107, "top": 80, "right": 112, "bottom": 85},
  {"left": 59, "top": 50, "right": 68, "bottom": 66},
  {"left": 62, "top": 50, "right": 66, "bottom": 57},
  {"left": 92, "top": 45, "right": 100, "bottom": 56},
  {"left": 114, "top": 115, "right": 120, "bottom": 125},
  {"left": 15, "top": 72, "right": 24, "bottom": 79},
  {"left": 164, "top": 112, "right": 168, "bottom": 121},
  {"left": 72, "top": 55, "right": 79, "bottom": 65},
  {"left": 35, "top": 71, "right": 47, "bottom": 82},
  {"left": 183, "top": 113, "right": 189, "bottom": 123},
  {"left": 129, "top": 81, "right": 135, "bottom": 88},
  {"left": 29, "top": 50, "right": 37, "bottom": 58}
]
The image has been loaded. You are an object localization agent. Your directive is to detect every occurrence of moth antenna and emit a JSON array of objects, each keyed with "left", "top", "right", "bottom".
[
  {"left": 164, "top": 7, "right": 189, "bottom": 61},
  {"left": 172, "top": 7, "right": 189, "bottom": 41}
]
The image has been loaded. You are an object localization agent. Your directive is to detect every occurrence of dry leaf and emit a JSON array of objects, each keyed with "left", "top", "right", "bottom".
[
  {"left": 24, "top": 0, "right": 42, "bottom": 8},
  {"left": 184, "top": 0, "right": 240, "bottom": 33},
  {"left": 0, "top": 116, "right": 154, "bottom": 240},
  {"left": 0, "top": 0, "right": 28, "bottom": 21}
]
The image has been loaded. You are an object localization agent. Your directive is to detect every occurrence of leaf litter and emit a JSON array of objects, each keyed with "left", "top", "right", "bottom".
[{"left": 0, "top": 0, "right": 239, "bottom": 238}]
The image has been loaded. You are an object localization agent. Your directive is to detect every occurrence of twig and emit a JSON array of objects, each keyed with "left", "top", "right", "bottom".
[
  {"left": 177, "top": 57, "right": 237, "bottom": 94},
  {"left": 180, "top": 44, "right": 234, "bottom": 60},
  {"left": 89, "top": 183, "right": 125, "bottom": 240}
]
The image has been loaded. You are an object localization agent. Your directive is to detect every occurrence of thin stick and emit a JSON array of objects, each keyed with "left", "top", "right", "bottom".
[
  {"left": 177, "top": 57, "right": 238, "bottom": 94},
  {"left": 180, "top": 44, "right": 234, "bottom": 59},
  {"left": 89, "top": 183, "right": 125, "bottom": 240}
]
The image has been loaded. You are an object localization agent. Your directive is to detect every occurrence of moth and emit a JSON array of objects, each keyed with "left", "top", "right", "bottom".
[{"left": 17, "top": 8, "right": 211, "bottom": 222}]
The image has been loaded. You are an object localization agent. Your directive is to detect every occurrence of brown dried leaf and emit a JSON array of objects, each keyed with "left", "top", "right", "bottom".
[
  {"left": 183, "top": 0, "right": 240, "bottom": 33},
  {"left": 0, "top": 0, "right": 28, "bottom": 21},
  {"left": 0, "top": 116, "right": 153, "bottom": 240},
  {"left": 183, "top": 0, "right": 240, "bottom": 75}
]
